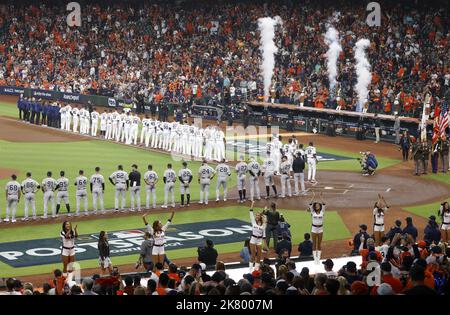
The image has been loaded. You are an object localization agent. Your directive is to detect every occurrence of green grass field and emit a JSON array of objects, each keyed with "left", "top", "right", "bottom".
[{"left": 0, "top": 206, "right": 351, "bottom": 277}]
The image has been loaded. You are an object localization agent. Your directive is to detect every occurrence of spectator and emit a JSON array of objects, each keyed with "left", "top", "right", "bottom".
[
  {"left": 123, "top": 276, "right": 134, "bottom": 296},
  {"left": 276, "top": 215, "right": 291, "bottom": 240},
  {"left": 352, "top": 224, "right": 370, "bottom": 254},
  {"left": 325, "top": 279, "right": 340, "bottom": 295},
  {"left": 137, "top": 232, "right": 153, "bottom": 271},
  {"left": 239, "top": 239, "right": 251, "bottom": 264},
  {"left": 386, "top": 220, "right": 403, "bottom": 241},
  {"left": 275, "top": 233, "right": 292, "bottom": 257},
  {"left": 336, "top": 276, "right": 351, "bottom": 295},
  {"left": 5, "top": 278, "right": 21, "bottom": 295},
  {"left": 340, "top": 261, "right": 362, "bottom": 285},
  {"left": 312, "top": 274, "right": 328, "bottom": 295},
  {"left": 322, "top": 259, "right": 338, "bottom": 279},
  {"left": 404, "top": 265, "right": 437, "bottom": 295},
  {"left": 351, "top": 281, "right": 369, "bottom": 295},
  {"left": 298, "top": 233, "right": 313, "bottom": 258},
  {"left": 378, "top": 262, "right": 404, "bottom": 294},
  {"left": 403, "top": 217, "right": 418, "bottom": 241},
  {"left": 376, "top": 283, "right": 395, "bottom": 296},
  {"left": 198, "top": 239, "right": 218, "bottom": 267},
  {"left": 424, "top": 216, "right": 441, "bottom": 245},
  {"left": 82, "top": 278, "right": 98, "bottom": 296}
]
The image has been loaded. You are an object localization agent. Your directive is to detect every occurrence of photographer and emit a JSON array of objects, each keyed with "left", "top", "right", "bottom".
[{"left": 197, "top": 239, "right": 218, "bottom": 268}]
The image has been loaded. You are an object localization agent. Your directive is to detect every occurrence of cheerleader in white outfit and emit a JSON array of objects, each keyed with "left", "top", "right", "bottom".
[
  {"left": 438, "top": 201, "right": 450, "bottom": 243},
  {"left": 60, "top": 221, "right": 78, "bottom": 275},
  {"left": 248, "top": 201, "right": 268, "bottom": 272},
  {"left": 142, "top": 211, "right": 175, "bottom": 269},
  {"left": 307, "top": 191, "right": 325, "bottom": 264},
  {"left": 373, "top": 194, "right": 389, "bottom": 246}
]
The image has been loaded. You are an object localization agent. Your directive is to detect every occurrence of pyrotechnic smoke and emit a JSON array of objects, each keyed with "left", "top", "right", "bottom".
[
  {"left": 324, "top": 27, "right": 342, "bottom": 93},
  {"left": 354, "top": 39, "right": 372, "bottom": 112},
  {"left": 257, "top": 16, "right": 283, "bottom": 102}
]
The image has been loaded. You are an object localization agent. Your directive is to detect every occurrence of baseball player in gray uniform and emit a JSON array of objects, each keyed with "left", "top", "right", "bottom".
[
  {"left": 215, "top": 159, "right": 231, "bottom": 202},
  {"left": 75, "top": 170, "right": 88, "bottom": 216},
  {"left": 235, "top": 157, "right": 248, "bottom": 203},
  {"left": 21, "top": 172, "right": 40, "bottom": 221},
  {"left": 42, "top": 171, "right": 58, "bottom": 219},
  {"left": 109, "top": 165, "right": 129, "bottom": 212},
  {"left": 198, "top": 160, "right": 216, "bottom": 205},
  {"left": 4, "top": 174, "right": 21, "bottom": 223},
  {"left": 144, "top": 165, "right": 158, "bottom": 209},
  {"left": 178, "top": 162, "right": 193, "bottom": 207},
  {"left": 262, "top": 155, "right": 278, "bottom": 199},
  {"left": 306, "top": 142, "right": 318, "bottom": 184},
  {"left": 90, "top": 167, "right": 105, "bottom": 214},
  {"left": 247, "top": 156, "right": 262, "bottom": 201},
  {"left": 162, "top": 163, "right": 177, "bottom": 208},
  {"left": 56, "top": 171, "right": 70, "bottom": 216},
  {"left": 279, "top": 156, "right": 292, "bottom": 198}
]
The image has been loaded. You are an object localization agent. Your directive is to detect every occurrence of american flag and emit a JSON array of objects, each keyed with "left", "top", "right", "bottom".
[{"left": 438, "top": 102, "right": 449, "bottom": 138}]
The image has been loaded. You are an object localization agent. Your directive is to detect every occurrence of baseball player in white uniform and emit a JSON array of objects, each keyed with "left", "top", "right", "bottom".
[
  {"left": 194, "top": 126, "right": 204, "bottom": 158},
  {"left": 59, "top": 106, "right": 67, "bottom": 130},
  {"left": 116, "top": 111, "right": 126, "bottom": 142},
  {"left": 180, "top": 123, "right": 189, "bottom": 155},
  {"left": 4, "top": 174, "right": 21, "bottom": 223},
  {"left": 91, "top": 109, "right": 100, "bottom": 136},
  {"left": 305, "top": 142, "right": 318, "bottom": 183},
  {"left": 169, "top": 122, "right": 179, "bottom": 152},
  {"left": 162, "top": 163, "right": 177, "bottom": 208},
  {"left": 178, "top": 162, "right": 193, "bottom": 207},
  {"left": 262, "top": 155, "right": 278, "bottom": 199},
  {"left": 130, "top": 114, "right": 141, "bottom": 145},
  {"left": 214, "top": 126, "right": 226, "bottom": 162},
  {"left": 71, "top": 106, "right": 80, "bottom": 133},
  {"left": 74, "top": 170, "right": 89, "bottom": 216},
  {"left": 198, "top": 160, "right": 215, "bottom": 205},
  {"left": 279, "top": 156, "right": 292, "bottom": 198},
  {"left": 215, "top": 159, "right": 231, "bottom": 202},
  {"left": 140, "top": 115, "right": 150, "bottom": 146},
  {"left": 123, "top": 113, "right": 132, "bottom": 144},
  {"left": 100, "top": 111, "right": 107, "bottom": 137},
  {"left": 56, "top": 171, "right": 70, "bottom": 216},
  {"left": 20, "top": 172, "right": 40, "bottom": 221},
  {"left": 203, "top": 126, "right": 213, "bottom": 160},
  {"left": 247, "top": 156, "right": 261, "bottom": 201},
  {"left": 162, "top": 122, "right": 171, "bottom": 151},
  {"left": 42, "top": 171, "right": 57, "bottom": 219},
  {"left": 271, "top": 136, "right": 282, "bottom": 174},
  {"left": 112, "top": 110, "right": 120, "bottom": 140},
  {"left": 235, "top": 157, "right": 248, "bottom": 203},
  {"left": 105, "top": 110, "right": 114, "bottom": 140},
  {"left": 64, "top": 104, "right": 72, "bottom": 131},
  {"left": 187, "top": 124, "right": 196, "bottom": 156},
  {"left": 79, "top": 108, "right": 87, "bottom": 134},
  {"left": 144, "top": 165, "right": 158, "bottom": 209},
  {"left": 109, "top": 165, "right": 129, "bottom": 212},
  {"left": 90, "top": 167, "right": 105, "bottom": 214}
]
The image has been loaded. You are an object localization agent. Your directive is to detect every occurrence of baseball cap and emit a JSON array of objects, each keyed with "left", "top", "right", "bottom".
[
  {"left": 346, "top": 261, "right": 357, "bottom": 272},
  {"left": 395, "top": 220, "right": 402, "bottom": 227},
  {"left": 417, "top": 240, "right": 426, "bottom": 248},
  {"left": 359, "top": 224, "right": 368, "bottom": 230},
  {"left": 429, "top": 215, "right": 436, "bottom": 221},
  {"left": 322, "top": 259, "right": 334, "bottom": 268},
  {"left": 377, "top": 283, "right": 394, "bottom": 295},
  {"left": 243, "top": 273, "right": 254, "bottom": 284}
]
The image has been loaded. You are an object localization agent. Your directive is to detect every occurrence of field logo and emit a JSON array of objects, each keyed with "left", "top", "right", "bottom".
[
  {"left": 66, "top": 2, "right": 81, "bottom": 27},
  {"left": 366, "top": 2, "right": 381, "bottom": 27}
]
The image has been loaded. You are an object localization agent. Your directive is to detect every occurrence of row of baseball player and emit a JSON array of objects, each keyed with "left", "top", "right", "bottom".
[
  {"left": 58, "top": 106, "right": 227, "bottom": 161},
  {"left": 1, "top": 152, "right": 318, "bottom": 223}
]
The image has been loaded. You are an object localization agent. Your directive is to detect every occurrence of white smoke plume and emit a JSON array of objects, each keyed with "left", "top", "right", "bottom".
[
  {"left": 324, "top": 27, "right": 342, "bottom": 93},
  {"left": 353, "top": 39, "right": 372, "bottom": 112},
  {"left": 257, "top": 16, "right": 283, "bottom": 102}
]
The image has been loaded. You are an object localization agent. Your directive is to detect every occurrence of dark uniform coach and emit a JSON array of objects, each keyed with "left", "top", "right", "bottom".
[{"left": 129, "top": 164, "right": 142, "bottom": 211}]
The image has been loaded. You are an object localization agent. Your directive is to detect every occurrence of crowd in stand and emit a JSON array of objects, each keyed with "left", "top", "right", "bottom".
[{"left": 0, "top": 0, "right": 448, "bottom": 116}]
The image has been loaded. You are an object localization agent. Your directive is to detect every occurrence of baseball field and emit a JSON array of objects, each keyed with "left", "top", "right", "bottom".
[{"left": 0, "top": 97, "right": 449, "bottom": 283}]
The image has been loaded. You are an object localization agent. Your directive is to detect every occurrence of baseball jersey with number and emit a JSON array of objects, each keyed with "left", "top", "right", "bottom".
[
  {"left": 90, "top": 174, "right": 105, "bottom": 190},
  {"left": 42, "top": 177, "right": 57, "bottom": 192},
  {"left": 305, "top": 146, "right": 316, "bottom": 159},
  {"left": 235, "top": 162, "right": 248, "bottom": 176},
  {"left": 91, "top": 111, "right": 100, "bottom": 120},
  {"left": 110, "top": 171, "right": 129, "bottom": 184},
  {"left": 199, "top": 165, "right": 215, "bottom": 179},
  {"left": 216, "top": 164, "right": 231, "bottom": 179},
  {"left": 5, "top": 181, "right": 21, "bottom": 196},
  {"left": 164, "top": 169, "right": 177, "bottom": 182},
  {"left": 75, "top": 176, "right": 88, "bottom": 190},
  {"left": 21, "top": 178, "right": 39, "bottom": 193},
  {"left": 178, "top": 168, "right": 193, "bottom": 183},
  {"left": 56, "top": 177, "right": 69, "bottom": 191},
  {"left": 263, "top": 158, "right": 276, "bottom": 173},
  {"left": 144, "top": 171, "right": 158, "bottom": 184},
  {"left": 247, "top": 161, "right": 261, "bottom": 176}
]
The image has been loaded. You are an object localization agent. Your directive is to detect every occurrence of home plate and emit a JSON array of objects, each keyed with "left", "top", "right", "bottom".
[{"left": 324, "top": 186, "right": 334, "bottom": 190}]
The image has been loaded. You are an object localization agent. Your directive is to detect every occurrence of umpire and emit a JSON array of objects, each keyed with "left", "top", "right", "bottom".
[{"left": 263, "top": 202, "right": 281, "bottom": 249}]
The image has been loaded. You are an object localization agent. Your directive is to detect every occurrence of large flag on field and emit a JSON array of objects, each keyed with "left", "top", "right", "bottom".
[{"left": 432, "top": 101, "right": 449, "bottom": 145}]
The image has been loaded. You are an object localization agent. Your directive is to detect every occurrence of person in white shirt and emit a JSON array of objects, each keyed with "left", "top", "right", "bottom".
[
  {"left": 373, "top": 194, "right": 389, "bottom": 246},
  {"left": 305, "top": 142, "right": 318, "bottom": 183},
  {"left": 307, "top": 191, "right": 326, "bottom": 264},
  {"left": 162, "top": 164, "right": 177, "bottom": 208},
  {"left": 262, "top": 156, "right": 278, "bottom": 199},
  {"left": 178, "top": 162, "right": 193, "bottom": 207},
  {"left": 271, "top": 136, "right": 283, "bottom": 174},
  {"left": 74, "top": 170, "right": 89, "bottom": 216},
  {"left": 99, "top": 111, "right": 107, "bottom": 137},
  {"left": 235, "top": 157, "right": 248, "bottom": 203},
  {"left": 142, "top": 211, "right": 175, "bottom": 268},
  {"left": 439, "top": 201, "right": 450, "bottom": 243},
  {"left": 71, "top": 106, "right": 80, "bottom": 133},
  {"left": 215, "top": 159, "right": 231, "bottom": 202},
  {"left": 130, "top": 114, "right": 141, "bottom": 145},
  {"left": 140, "top": 115, "right": 150, "bottom": 146},
  {"left": 323, "top": 259, "right": 338, "bottom": 279},
  {"left": 247, "top": 157, "right": 261, "bottom": 201},
  {"left": 198, "top": 160, "right": 216, "bottom": 205},
  {"left": 60, "top": 221, "right": 78, "bottom": 275},
  {"left": 42, "top": 171, "right": 58, "bottom": 219},
  {"left": 105, "top": 110, "right": 114, "bottom": 140},
  {"left": 4, "top": 174, "right": 21, "bottom": 223},
  {"left": 90, "top": 167, "right": 105, "bottom": 214},
  {"left": 109, "top": 165, "right": 129, "bottom": 212},
  {"left": 91, "top": 108, "right": 100, "bottom": 136},
  {"left": 144, "top": 165, "right": 158, "bottom": 209},
  {"left": 64, "top": 104, "right": 72, "bottom": 131},
  {"left": 20, "top": 172, "right": 40, "bottom": 221},
  {"left": 56, "top": 171, "right": 70, "bottom": 216},
  {"left": 248, "top": 201, "right": 267, "bottom": 272}
]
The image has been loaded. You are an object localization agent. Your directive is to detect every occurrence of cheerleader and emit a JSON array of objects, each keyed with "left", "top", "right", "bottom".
[
  {"left": 438, "top": 201, "right": 450, "bottom": 243},
  {"left": 307, "top": 191, "right": 325, "bottom": 264},
  {"left": 60, "top": 221, "right": 78, "bottom": 275},
  {"left": 98, "top": 231, "right": 113, "bottom": 275},
  {"left": 373, "top": 194, "right": 389, "bottom": 246},
  {"left": 248, "top": 201, "right": 268, "bottom": 272},
  {"left": 142, "top": 211, "right": 175, "bottom": 268}
]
